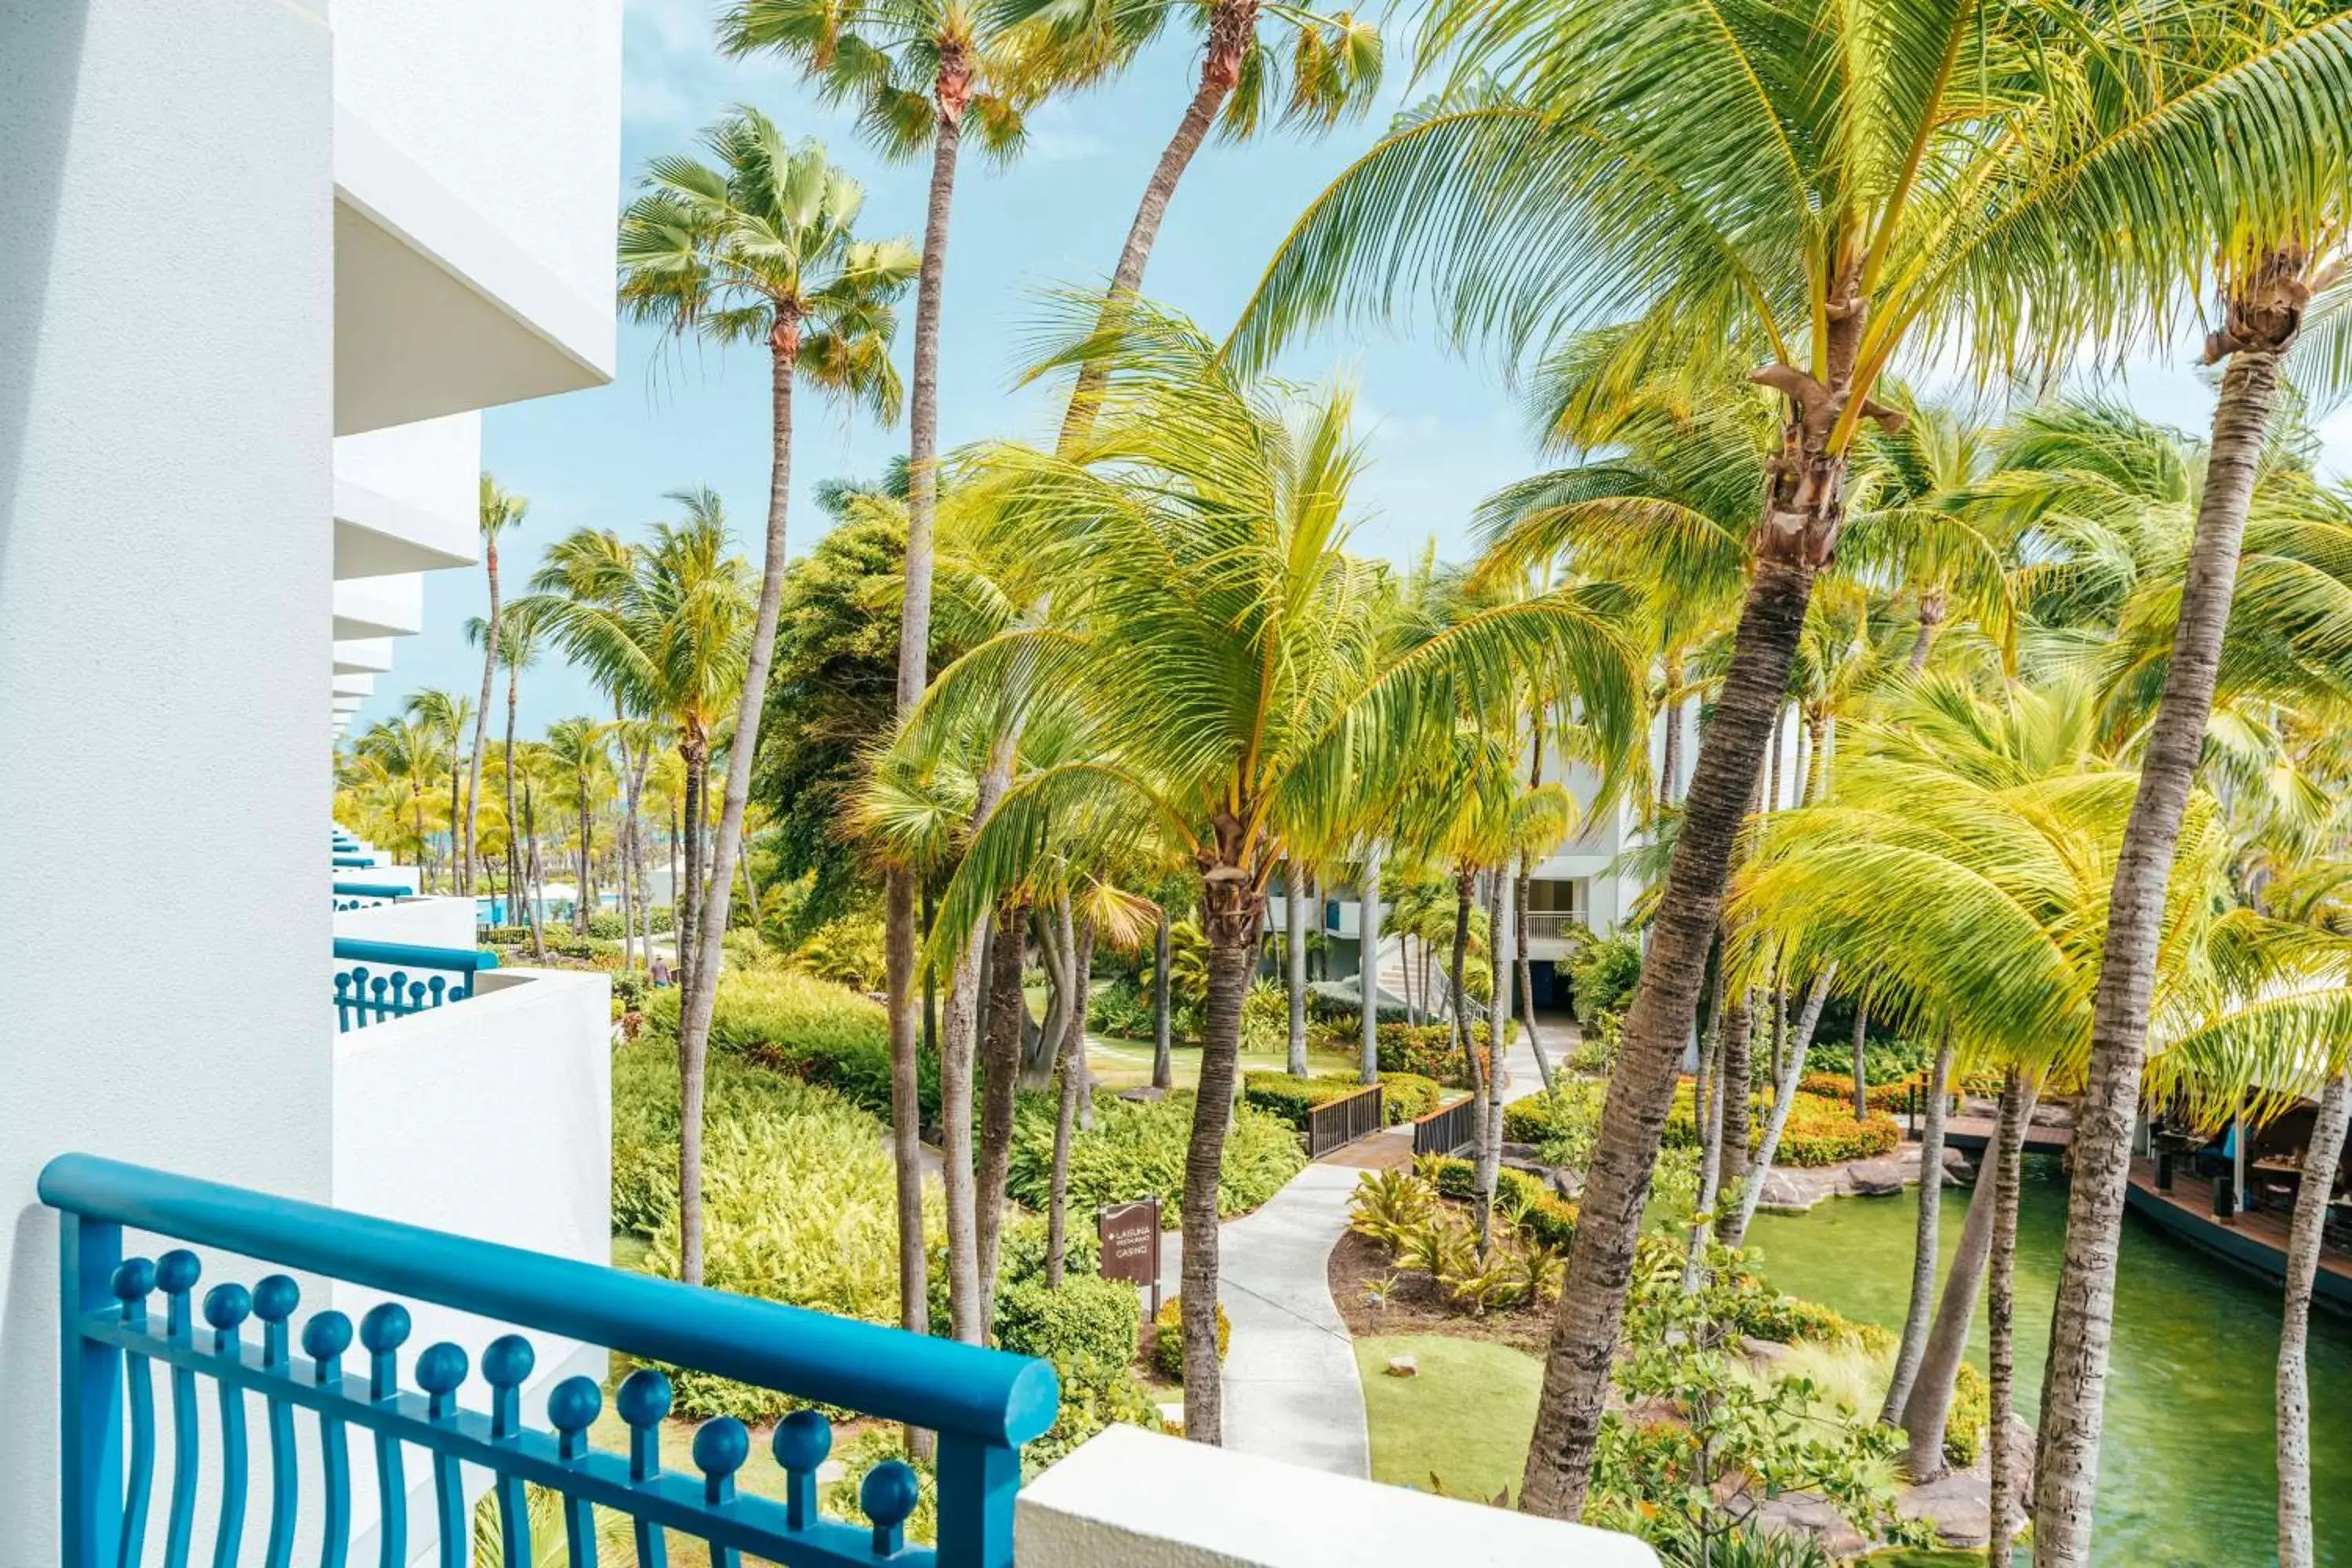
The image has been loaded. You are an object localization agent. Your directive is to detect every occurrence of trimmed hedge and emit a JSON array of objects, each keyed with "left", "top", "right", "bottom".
[
  {"left": 1429, "top": 1157, "right": 1578, "bottom": 1252},
  {"left": 645, "top": 965, "right": 939, "bottom": 1128},
  {"left": 1380, "top": 1072, "right": 1443, "bottom": 1124},
  {"left": 1007, "top": 1092, "right": 1305, "bottom": 1225},
  {"left": 994, "top": 1274, "right": 1141, "bottom": 1372},
  {"left": 1150, "top": 1297, "right": 1230, "bottom": 1382},
  {"left": 1374, "top": 1022, "right": 1493, "bottom": 1086},
  {"left": 1240, "top": 1071, "right": 1372, "bottom": 1131},
  {"left": 1798, "top": 1072, "right": 1915, "bottom": 1113},
  {"left": 1664, "top": 1084, "right": 1903, "bottom": 1167}
]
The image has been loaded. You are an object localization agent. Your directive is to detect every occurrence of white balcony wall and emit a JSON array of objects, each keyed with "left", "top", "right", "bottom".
[
  {"left": 1022, "top": 1427, "right": 1660, "bottom": 1567},
  {"left": 330, "top": 0, "right": 621, "bottom": 433},
  {"left": 333, "top": 894, "right": 478, "bottom": 949},
  {"left": 336, "top": 636, "right": 397, "bottom": 675},
  {"left": 334, "top": 571, "right": 426, "bottom": 639},
  {"left": 0, "top": 1, "right": 334, "bottom": 1558},
  {"left": 334, "top": 412, "right": 481, "bottom": 577}
]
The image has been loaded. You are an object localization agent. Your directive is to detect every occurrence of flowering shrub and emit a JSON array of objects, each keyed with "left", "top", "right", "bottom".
[{"left": 1375, "top": 1021, "right": 1493, "bottom": 1085}]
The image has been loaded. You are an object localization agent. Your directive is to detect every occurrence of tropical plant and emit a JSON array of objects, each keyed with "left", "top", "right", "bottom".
[
  {"left": 1224, "top": 0, "right": 2352, "bottom": 1517},
  {"left": 619, "top": 107, "right": 915, "bottom": 1288},
  {"left": 911, "top": 299, "right": 1636, "bottom": 1439},
  {"left": 469, "top": 476, "right": 528, "bottom": 895}
]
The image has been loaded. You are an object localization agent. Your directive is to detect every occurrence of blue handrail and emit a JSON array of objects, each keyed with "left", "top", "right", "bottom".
[
  {"left": 44, "top": 1154, "right": 1055, "bottom": 1568},
  {"left": 332, "top": 881, "right": 410, "bottom": 900},
  {"left": 332, "top": 941, "right": 498, "bottom": 1033},
  {"left": 331, "top": 855, "right": 379, "bottom": 869}
]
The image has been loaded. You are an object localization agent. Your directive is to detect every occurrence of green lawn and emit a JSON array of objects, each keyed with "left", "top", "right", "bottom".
[
  {"left": 1084, "top": 1033, "right": 1361, "bottom": 1091},
  {"left": 1354, "top": 1334, "right": 1542, "bottom": 1502}
]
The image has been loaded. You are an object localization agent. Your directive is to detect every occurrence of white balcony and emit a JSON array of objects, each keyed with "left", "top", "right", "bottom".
[
  {"left": 334, "top": 637, "right": 397, "bottom": 676},
  {"left": 333, "top": 572, "right": 425, "bottom": 641},
  {"left": 333, "top": 415, "right": 480, "bottom": 577}
]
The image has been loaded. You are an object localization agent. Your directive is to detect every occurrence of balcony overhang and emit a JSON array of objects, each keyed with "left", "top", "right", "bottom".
[
  {"left": 333, "top": 574, "right": 424, "bottom": 641},
  {"left": 333, "top": 105, "right": 615, "bottom": 437},
  {"left": 334, "top": 475, "right": 475, "bottom": 578},
  {"left": 335, "top": 638, "right": 396, "bottom": 676},
  {"left": 332, "top": 672, "right": 376, "bottom": 701}
]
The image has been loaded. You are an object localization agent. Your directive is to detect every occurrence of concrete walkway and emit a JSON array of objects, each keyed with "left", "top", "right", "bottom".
[{"left": 1214, "top": 1162, "right": 1372, "bottom": 1477}]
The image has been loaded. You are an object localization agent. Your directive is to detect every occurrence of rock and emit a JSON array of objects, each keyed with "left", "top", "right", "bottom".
[
  {"left": 1739, "top": 1335, "right": 1791, "bottom": 1367},
  {"left": 1500, "top": 1142, "right": 1544, "bottom": 1163},
  {"left": 1740, "top": 1491, "right": 1867, "bottom": 1562},
  {"left": 1759, "top": 1165, "right": 1838, "bottom": 1210},
  {"left": 1385, "top": 1356, "right": 1418, "bottom": 1377},
  {"left": 2033, "top": 1102, "right": 2074, "bottom": 1129},
  {"left": 1846, "top": 1156, "right": 1910, "bottom": 1196},
  {"left": 1119, "top": 1085, "right": 1168, "bottom": 1102},
  {"left": 817, "top": 1460, "right": 848, "bottom": 1483}
]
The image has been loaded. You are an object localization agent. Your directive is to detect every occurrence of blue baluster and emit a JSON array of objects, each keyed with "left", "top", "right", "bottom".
[
  {"left": 61, "top": 1210, "right": 125, "bottom": 1568},
  {"left": 481, "top": 1335, "right": 535, "bottom": 1566},
  {"left": 252, "top": 1276, "right": 300, "bottom": 1568},
  {"left": 615, "top": 1369, "right": 672, "bottom": 1568},
  {"left": 407, "top": 978, "right": 428, "bottom": 1016},
  {"left": 157, "top": 1249, "right": 201, "bottom": 1568},
  {"left": 413, "top": 1343, "right": 469, "bottom": 1568},
  {"left": 934, "top": 1434, "right": 1022, "bottom": 1568},
  {"left": 201, "top": 1283, "right": 252, "bottom": 1568},
  {"left": 387, "top": 971, "right": 412, "bottom": 1021},
  {"left": 861, "top": 1461, "right": 920, "bottom": 1559},
  {"left": 302, "top": 1312, "right": 354, "bottom": 1568},
  {"left": 335, "top": 973, "right": 354, "bottom": 1033},
  {"left": 358, "top": 1303, "right": 409, "bottom": 1568},
  {"left": 772, "top": 1410, "right": 830, "bottom": 1534},
  {"left": 113, "top": 1258, "right": 158, "bottom": 1568},
  {"left": 545, "top": 1377, "right": 602, "bottom": 1567},
  {"left": 691, "top": 1419, "right": 750, "bottom": 1568},
  {"left": 426, "top": 975, "right": 448, "bottom": 1012}
]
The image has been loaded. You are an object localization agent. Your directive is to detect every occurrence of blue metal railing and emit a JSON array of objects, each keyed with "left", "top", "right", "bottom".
[
  {"left": 333, "top": 940, "right": 498, "bottom": 1033},
  {"left": 331, "top": 882, "right": 411, "bottom": 913},
  {"left": 44, "top": 1154, "right": 1056, "bottom": 1568},
  {"left": 332, "top": 855, "right": 380, "bottom": 870}
]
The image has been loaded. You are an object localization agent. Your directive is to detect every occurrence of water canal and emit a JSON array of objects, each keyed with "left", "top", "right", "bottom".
[{"left": 1748, "top": 1157, "right": 2352, "bottom": 1565}]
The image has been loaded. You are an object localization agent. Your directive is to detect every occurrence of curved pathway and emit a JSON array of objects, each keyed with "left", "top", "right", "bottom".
[{"left": 1203, "top": 1033, "right": 1566, "bottom": 1477}]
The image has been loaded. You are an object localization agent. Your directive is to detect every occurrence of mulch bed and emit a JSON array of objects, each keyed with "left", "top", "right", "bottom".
[{"left": 1327, "top": 1229, "right": 1554, "bottom": 1353}]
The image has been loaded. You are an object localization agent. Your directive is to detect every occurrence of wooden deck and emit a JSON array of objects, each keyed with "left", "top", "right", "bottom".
[
  {"left": 2124, "top": 1159, "right": 2352, "bottom": 1310},
  {"left": 1915, "top": 1115, "right": 2073, "bottom": 1156}
]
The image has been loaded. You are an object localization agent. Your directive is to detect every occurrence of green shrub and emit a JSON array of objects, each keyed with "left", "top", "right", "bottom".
[
  {"left": 1240, "top": 978, "right": 1288, "bottom": 1054},
  {"left": 611, "top": 1036, "right": 931, "bottom": 1420},
  {"left": 1086, "top": 975, "right": 1156, "bottom": 1039},
  {"left": 1798, "top": 1072, "right": 1914, "bottom": 1113},
  {"left": 1428, "top": 1156, "right": 1579, "bottom": 1252},
  {"left": 1240, "top": 1071, "right": 1379, "bottom": 1131},
  {"left": 1946, "top": 1362, "right": 1990, "bottom": 1469},
  {"left": 1374, "top": 1021, "right": 1492, "bottom": 1085},
  {"left": 1662, "top": 1085, "right": 1901, "bottom": 1167},
  {"left": 587, "top": 910, "right": 626, "bottom": 940},
  {"left": 1380, "top": 1072, "right": 1443, "bottom": 1123},
  {"left": 994, "top": 1275, "right": 1141, "bottom": 1371},
  {"left": 646, "top": 965, "right": 938, "bottom": 1127},
  {"left": 1567, "top": 933, "right": 1642, "bottom": 1026},
  {"left": 1150, "top": 1296, "right": 1230, "bottom": 1382},
  {"left": 1007, "top": 1093, "right": 1305, "bottom": 1224},
  {"left": 1305, "top": 976, "right": 1409, "bottom": 1025},
  {"left": 789, "top": 913, "right": 885, "bottom": 992}
]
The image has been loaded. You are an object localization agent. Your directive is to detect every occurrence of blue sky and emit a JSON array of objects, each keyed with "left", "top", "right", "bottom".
[{"left": 353, "top": 0, "right": 2352, "bottom": 736}]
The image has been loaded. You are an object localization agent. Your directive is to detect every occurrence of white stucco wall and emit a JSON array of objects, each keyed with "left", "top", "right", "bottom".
[
  {"left": 0, "top": 2, "right": 335, "bottom": 1559},
  {"left": 332, "top": 0, "right": 622, "bottom": 323},
  {"left": 333, "top": 894, "right": 480, "bottom": 950},
  {"left": 1021, "top": 1427, "right": 1661, "bottom": 1567}
]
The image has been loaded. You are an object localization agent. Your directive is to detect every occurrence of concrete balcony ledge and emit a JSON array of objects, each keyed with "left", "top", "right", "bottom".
[
  {"left": 333, "top": 572, "right": 424, "bottom": 640},
  {"left": 1019, "top": 1426, "right": 1661, "bottom": 1567}
]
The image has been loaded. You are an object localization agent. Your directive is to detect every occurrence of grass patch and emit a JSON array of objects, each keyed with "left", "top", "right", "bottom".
[
  {"left": 1354, "top": 1334, "right": 1541, "bottom": 1501},
  {"left": 1083, "top": 1035, "right": 1360, "bottom": 1091}
]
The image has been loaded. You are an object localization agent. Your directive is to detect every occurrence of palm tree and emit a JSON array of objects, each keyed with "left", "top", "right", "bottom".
[
  {"left": 347, "top": 719, "right": 442, "bottom": 873},
  {"left": 466, "top": 605, "right": 546, "bottom": 949},
  {"left": 1014, "top": 0, "right": 1381, "bottom": 446},
  {"left": 914, "top": 301, "right": 1637, "bottom": 1439},
  {"left": 515, "top": 499, "right": 756, "bottom": 1284},
  {"left": 619, "top": 108, "right": 914, "bottom": 1291},
  {"left": 544, "top": 718, "right": 612, "bottom": 931},
  {"left": 402, "top": 690, "right": 472, "bottom": 892},
  {"left": 1225, "top": 1, "right": 2352, "bottom": 1512},
  {"left": 470, "top": 477, "right": 529, "bottom": 895}
]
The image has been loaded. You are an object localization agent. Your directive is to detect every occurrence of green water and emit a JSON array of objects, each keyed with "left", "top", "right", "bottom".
[{"left": 1748, "top": 1160, "right": 2352, "bottom": 1566}]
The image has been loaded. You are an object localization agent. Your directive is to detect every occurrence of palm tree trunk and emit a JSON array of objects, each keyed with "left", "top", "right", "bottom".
[
  {"left": 1477, "top": 864, "right": 1514, "bottom": 1258},
  {"left": 1682, "top": 959, "right": 1728, "bottom": 1293},
  {"left": 1907, "top": 1076, "right": 2041, "bottom": 1475},
  {"left": 1154, "top": 906, "right": 1175, "bottom": 1090},
  {"left": 938, "top": 756, "right": 1011, "bottom": 1345},
  {"left": 1715, "top": 993, "right": 1755, "bottom": 1224},
  {"left": 521, "top": 774, "right": 546, "bottom": 963},
  {"left": 975, "top": 895, "right": 1029, "bottom": 1335},
  {"left": 1882, "top": 1035, "right": 1954, "bottom": 1426},
  {"left": 1182, "top": 880, "right": 1265, "bottom": 1443},
  {"left": 1519, "top": 546, "right": 1819, "bottom": 1519},
  {"left": 1852, "top": 990, "right": 1871, "bottom": 1121},
  {"left": 503, "top": 668, "right": 521, "bottom": 929},
  {"left": 448, "top": 765, "right": 462, "bottom": 895},
  {"left": 465, "top": 543, "right": 499, "bottom": 893},
  {"left": 674, "top": 316, "right": 803, "bottom": 1287},
  {"left": 1907, "top": 586, "right": 1945, "bottom": 676},
  {"left": 678, "top": 740, "right": 702, "bottom": 997},
  {"left": 1046, "top": 906, "right": 1091, "bottom": 1287},
  {"left": 1058, "top": 0, "right": 1254, "bottom": 447},
  {"left": 1723, "top": 962, "right": 1836, "bottom": 1248},
  {"left": 575, "top": 777, "right": 592, "bottom": 935},
  {"left": 2034, "top": 274, "right": 2299, "bottom": 1567},
  {"left": 1286, "top": 861, "right": 1308, "bottom": 1075},
  {"left": 1657, "top": 650, "right": 1683, "bottom": 810},
  {"left": 2278, "top": 1071, "right": 2351, "bottom": 1568},
  {"left": 1359, "top": 843, "right": 1382, "bottom": 1085},
  {"left": 1987, "top": 1067, "right": 2031, "bottom": 1562}
]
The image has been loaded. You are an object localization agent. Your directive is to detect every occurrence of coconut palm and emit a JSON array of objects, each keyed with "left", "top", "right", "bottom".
[
  {"left": 347, "top": 719, "right": 444, "bottom": 873},
  {"left": 544, "top": 717, "right": 613, "bottom": 932},
  {"left": 1225, "top": 0, "right": 2352, "bottom": 1512},
  {"left": 402, "top": 690, "right": 473, "bottom": 892},
  {"left": 466, "top": 604, "right": 547, "bottom": 953},
  {"left": 911, "top": 299, "right": 1637, "bottom": 1441},
  {"left": 514, "top": 499, "right": 756, "bottom": 1283},
  {"left": 469, "top": 477, "right": 529, "bottom": 895},
  {"left": 1007, "top": 0, "right": 1381, "bottom": 445},
  {"left": 619, "top": 109, "right": 914, "bottom": 1290}
]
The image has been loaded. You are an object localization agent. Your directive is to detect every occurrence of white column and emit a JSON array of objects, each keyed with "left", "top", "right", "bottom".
[{"left": 0, "top": 2, "right": 334, "bottom": 1555}]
